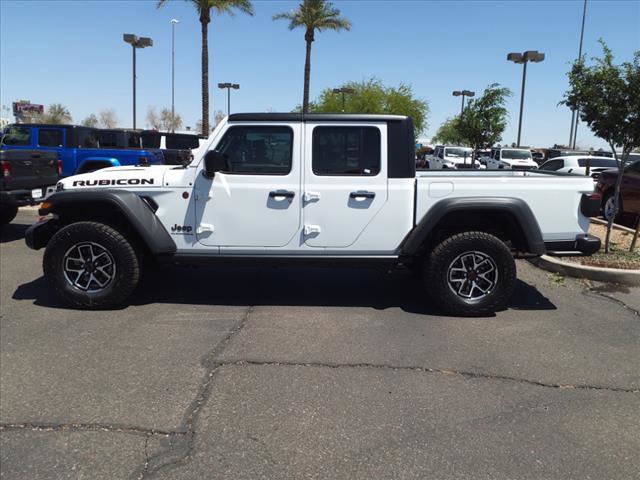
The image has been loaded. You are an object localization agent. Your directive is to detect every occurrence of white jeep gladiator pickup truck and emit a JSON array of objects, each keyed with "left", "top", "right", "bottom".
[{"left": 26, "top": 114, "right": 601, "bottom": 316}]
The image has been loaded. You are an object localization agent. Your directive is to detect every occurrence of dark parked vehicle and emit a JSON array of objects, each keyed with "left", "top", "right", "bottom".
[
  {"left": 1, "top": 124, "right": 163, "bottom": 177},
  {"left": 0, "top": 149, "right": 61, "bottom": 224},
  {"left": 596, "top": 160, "right": 640, "bottom": 223},
  {"left": 141, "top": 130, "right": 201, "bottom": 165}
]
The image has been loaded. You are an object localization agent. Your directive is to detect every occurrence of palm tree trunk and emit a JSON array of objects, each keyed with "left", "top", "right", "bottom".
[
  {"left": 201, "top": 20, "right": 209, "bottom": 135},
  {"left": 303, "top": 38, "right": 312, "bottom": 114}
]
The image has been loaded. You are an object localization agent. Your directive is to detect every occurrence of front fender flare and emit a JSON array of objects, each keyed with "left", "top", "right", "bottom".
[{"left": 35, "top": 189, "right": 175, "bottom": 255}]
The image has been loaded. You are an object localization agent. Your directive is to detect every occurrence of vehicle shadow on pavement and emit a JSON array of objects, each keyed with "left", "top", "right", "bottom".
[
  {"left": 0, "top": 223, "right": 29, "bottom": 243},
  {"left": 13, "top": 265, "right": 556, "bottom": 316}
]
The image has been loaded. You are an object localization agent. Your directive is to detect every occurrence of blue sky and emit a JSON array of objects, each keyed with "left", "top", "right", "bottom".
[{"left": 1, "top": 0, "right": 638, "bottom": 148}]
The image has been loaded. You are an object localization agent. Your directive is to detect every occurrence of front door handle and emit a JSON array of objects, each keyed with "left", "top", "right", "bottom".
[
  {"left": 349, "top": 190, "right": 375, "bottom": 199},
  {"left": 269, "top": 190, "right": 295, "bottom": 199}
]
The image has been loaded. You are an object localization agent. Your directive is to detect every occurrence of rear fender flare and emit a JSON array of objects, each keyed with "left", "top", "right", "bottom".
[{"left": 399, "top": 197, "right": 546, "bottom": 256}]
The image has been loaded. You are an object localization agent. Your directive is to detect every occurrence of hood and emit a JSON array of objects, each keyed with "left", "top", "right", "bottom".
[{"left": 58, "top": 165, "right": 173, "bottom": 191}]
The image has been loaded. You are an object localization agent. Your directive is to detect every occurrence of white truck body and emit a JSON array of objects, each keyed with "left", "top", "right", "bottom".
[
  {"left": 484, "top": 148, "right": 539, "bottom": 171},
  {"left": 57, "top": 116, "right": 593, "bottom": 255},
  {"left": 31, "top": 114, "right": 601, "bottom": 314}
]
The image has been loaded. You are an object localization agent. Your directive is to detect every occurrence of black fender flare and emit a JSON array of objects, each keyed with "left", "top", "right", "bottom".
[
  {"left": 36, "top": 189, "right": 176, "bottom": 255},
  {"left": 399, "top": 197, "right": 546, "bottom": 256}
]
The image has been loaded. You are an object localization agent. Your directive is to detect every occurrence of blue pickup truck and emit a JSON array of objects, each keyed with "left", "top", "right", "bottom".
[{"left": 0, "top": 124, "right": 163, "bottom": 177}]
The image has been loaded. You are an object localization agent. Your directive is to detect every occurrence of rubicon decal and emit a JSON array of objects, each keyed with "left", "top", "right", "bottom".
[{"left": 72, "top": 178, "right": 154, "bottom": 187}]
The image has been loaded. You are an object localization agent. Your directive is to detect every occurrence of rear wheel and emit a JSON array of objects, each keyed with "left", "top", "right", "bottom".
[
  {"left": 43, "top": 221, "right": 140, "bottom": 309},
  {"left": 424, "top": 231, "right": 516, "bottom": 316},
  {"left": 602, "top": 192, "right": 622, "bottom": 222},
  {"left": 0, "top": 203, "right": 18, "bottom": 225}
]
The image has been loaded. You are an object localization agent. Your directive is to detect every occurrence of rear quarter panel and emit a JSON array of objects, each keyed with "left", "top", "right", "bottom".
[{"left": 416, "top": 172, "right": 595, "bottom": 241}]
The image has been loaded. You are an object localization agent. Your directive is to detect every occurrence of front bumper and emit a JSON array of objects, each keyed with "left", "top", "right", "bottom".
[
  {"left": 544, "top": 234, "right": 601, "bottom": 256},
  {"left": 25, "top": 217, "right": 59, "bottom": 250}
]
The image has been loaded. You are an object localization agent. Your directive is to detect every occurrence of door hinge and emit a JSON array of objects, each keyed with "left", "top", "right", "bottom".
[
  {"left": 195, "top": 193, "right": 212, "bottom": 201},
  {"left": 303, "top": 191, "right": 321, "bottom": 203},
  {"left": 304, "top": 224, "right": 321, "bottom": 236},
  {"left": 197, "top": 223, "right": 215, "bottom": 234}
]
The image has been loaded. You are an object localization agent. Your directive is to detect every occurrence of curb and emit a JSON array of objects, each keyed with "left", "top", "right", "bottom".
[
  {"left": 590, "top": 217, "right": 636, "bottom": 234},
  {"left": 529, "top": 255, "right": 640, "bottom": 286}
]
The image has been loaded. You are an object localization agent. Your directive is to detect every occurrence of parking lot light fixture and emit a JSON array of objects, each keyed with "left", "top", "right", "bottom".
[
  {"left": 123, "top": 34, "right": 153, "bottom": 129},
  {"left": 171, "top": 19, "right": 179, "bottom": 132},
  {"left": 332, "top": 87, "right": 355, "bottom": 112},
  {"left": 508, "top": 50, "right": 545, "bottom": 147},
  {"left": 218, "top": 83, "right": 240, "bottom": 116},
  {"left": 452, "top": 90, "right": 475, "bottom": 120}
]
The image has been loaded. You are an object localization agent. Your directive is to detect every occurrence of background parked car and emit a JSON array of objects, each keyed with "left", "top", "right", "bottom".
[
  {"left": 0, "top": 149, "right": 61, "bottom": 225},
  {"left": 483, "top": 148, "right": 538, "bottom": 170},
  {"left": 427, "top": 145, "right": 478, "bottom": 169},
  {"left": 140, "top": 130, "right": 203, "bottom": 165},
  {"left": 539, "top": 155, "right": 619, "bottom": 179},
  {"left": 1, "top": 124, "right": 162, "bottom": 176},
  {"left": 596, "top": 160, "right": 640, "bottom": 224}
]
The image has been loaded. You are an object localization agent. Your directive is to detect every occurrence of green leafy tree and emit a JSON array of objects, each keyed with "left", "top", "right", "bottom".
[
  {"left": 81, "top": 114, "right": 99, "bottom": 128},
  {"left": 274, "top": 0, "right": 351, "bottom": 113},
  {"left": 157, "top": 0, "right": 254, "bottom": 136},
  {"left": 39, "top": 103, "right": 72, "bottom": 124},
  {"left": 562, "top": 40, "right": 640, "bottom": 252},
  {"left": 308, "top": 78, "right": 429, "bottom": 136},
  {"left": 432, "top": 117, "right": 463, "bottom": 145},
  {"left": 458, "top": 84, "right": 511, "bottom": 151}
]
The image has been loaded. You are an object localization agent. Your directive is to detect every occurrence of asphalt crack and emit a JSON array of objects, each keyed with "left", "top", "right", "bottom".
[
  {"left": 219, "top": 359, "right": 639, "bottom": 394},
  {"left": 134, "top": 304, "right": 256, "bottom": 479},
  {"left": 583, "top": 287, "right": 640, "bottom": 318},
  {"left": 0, "top": 422, "right": 178, "bottom": 437}
]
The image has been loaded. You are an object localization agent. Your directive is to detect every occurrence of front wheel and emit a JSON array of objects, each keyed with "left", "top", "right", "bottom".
[
  {"left": 43, "top": 221, "right": 140, "bottom": 309},
  {"left": 423, "top": 231, "right": 516, "bottom": 316}
]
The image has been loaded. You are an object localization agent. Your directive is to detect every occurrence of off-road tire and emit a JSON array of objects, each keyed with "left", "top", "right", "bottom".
[
  {"left": 423, "top": 231, "right": 516, "bottom": 316},
  {"left": 43, "top": 221, "right": 140, "bottom": 309},
  {"left": 0, "top": 203, "right": 18, "bottom": 225}
]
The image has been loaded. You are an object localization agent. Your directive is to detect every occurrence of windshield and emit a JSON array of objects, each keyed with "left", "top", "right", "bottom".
[
  {"left": 444, "top": 147, "right": 472, "bottom": 158},
  {"left": 501, "top": 149, "right": 532, "bottom": 160}
]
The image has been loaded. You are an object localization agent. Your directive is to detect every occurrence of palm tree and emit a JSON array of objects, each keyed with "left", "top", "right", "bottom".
[
  {"left": 273, "top": 0, "right": 351, "bottom": 113},
  {"left": 157, "top": 0, "right": 254, "bottom": 135}
]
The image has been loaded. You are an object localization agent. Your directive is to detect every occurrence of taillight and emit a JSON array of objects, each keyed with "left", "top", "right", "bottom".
[
  {"left": 57, "top": 160, "right": 63, "bottom": 176},
  {"left": 588, "top": 192, "right": 602, "bottom": 202},
  {"left": 1, "top": 160, "right": 10, "bottom": 178}
]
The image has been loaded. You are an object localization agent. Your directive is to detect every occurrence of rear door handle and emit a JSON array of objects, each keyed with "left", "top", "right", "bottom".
[
  {"left": 349, "top": 190, "right": 375, "bottom": 199},
  {"left": 269, "top": 190, "right": 295, "bottom": 199}
]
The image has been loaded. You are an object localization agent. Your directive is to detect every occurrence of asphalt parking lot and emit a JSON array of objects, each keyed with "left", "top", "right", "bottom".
[{"left": 1, "top": 209, "right": 639, "bottom": 480}]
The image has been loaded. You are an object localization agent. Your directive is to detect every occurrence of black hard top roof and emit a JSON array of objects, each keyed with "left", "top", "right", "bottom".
[{"left": 228, "top": 113, "right": 409, "bottom": 122}]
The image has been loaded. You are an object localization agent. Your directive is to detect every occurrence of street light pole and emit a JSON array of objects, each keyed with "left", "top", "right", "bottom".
[
  {"left": 123, "top": 34, "right": 153, "bottom": 129},
  {"left": 569, "top": 0, "right": 588, "bottom": 149},
  {"left": 171, "top": 19, "right": 179, "bottom": 132},
  {"left": 507, "top": 50, "right": 545, "bottom": 147},
  {"left": 217, "top": 83, "right": 240, "bottom": 116},
  {"left": 452, "top": 90, "right": 475, "bottom": 122},
  {"left": 332, "top": 87, "right": 355, "bottom": 112}
]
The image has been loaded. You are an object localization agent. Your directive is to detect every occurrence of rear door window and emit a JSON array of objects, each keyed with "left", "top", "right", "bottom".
[
  {"left": 312, "top": 126, "right": 381, "bottom": 176},
  {"left": 577, "top": 158, "right": 617, "bottom": 168},
  {"left": 38, "top": 128, "right": 64, "bottom": 147},
  {"left": 1, "top": 126, "right": 31, "bottom": 146}
]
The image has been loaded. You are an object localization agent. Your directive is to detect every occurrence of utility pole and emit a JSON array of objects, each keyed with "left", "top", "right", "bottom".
[
  {"left": 507, "top": 50, "right": 545, "bottom": 147},
  {"left": 569, "top": 0, "right": 588, "bottom": 149}
]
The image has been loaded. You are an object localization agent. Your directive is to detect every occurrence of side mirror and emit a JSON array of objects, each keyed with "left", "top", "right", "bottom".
[{"left": 203, "top": 150, "right": 228, "bottom": 178}]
